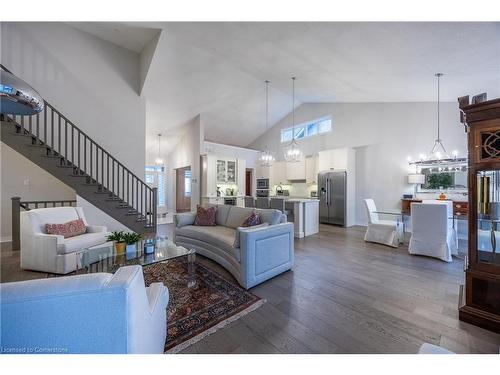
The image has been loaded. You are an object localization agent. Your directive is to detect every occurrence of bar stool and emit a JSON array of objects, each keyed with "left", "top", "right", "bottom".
[
  {"left": 256, "top": 197, "right": 270, "bottom": 209},
  {"left": 244, "top": 196, "right": 255, "bottom": 208},
  {"left": 270, "top": 197, "right": 290, "bottom": 216}
]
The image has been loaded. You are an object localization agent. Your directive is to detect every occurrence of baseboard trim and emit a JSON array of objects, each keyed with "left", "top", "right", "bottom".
[{"left": 0, "top": 236, "right": 12, "bottom": 243}]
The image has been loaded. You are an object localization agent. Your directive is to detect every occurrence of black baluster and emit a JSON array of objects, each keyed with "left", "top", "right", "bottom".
[
  {"left": 51, "top": 109, "right": 54, "bottom": 149},
  {"left": 36, "top": 113, "right": 39, "bottom": 137},
  {"left": 58, "top": 114, "right": 61, "bottom": 154},
  {"left": 44, "top": 104, "right": 47, "bottom": 142}
]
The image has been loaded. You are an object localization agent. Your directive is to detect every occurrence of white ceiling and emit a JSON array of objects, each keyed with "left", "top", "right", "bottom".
[
  {"left": 71, "top": 22, "right": 500, "bottom": 155},
  {"left": 69, "top": 22, "right": 160, "bottom": 53}
]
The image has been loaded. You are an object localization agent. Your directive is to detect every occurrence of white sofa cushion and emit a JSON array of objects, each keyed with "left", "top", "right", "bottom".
[
  {"left": 57, "top": 232, "right": 108, "bottom": 254},
  {"left": 175, "top": 225, "right": 241, "bottom": 261}
]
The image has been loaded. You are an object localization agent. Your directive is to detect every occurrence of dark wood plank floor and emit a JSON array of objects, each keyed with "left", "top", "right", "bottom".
[{"left": 2, "top": 224, "right": 500, "bottom": 353}]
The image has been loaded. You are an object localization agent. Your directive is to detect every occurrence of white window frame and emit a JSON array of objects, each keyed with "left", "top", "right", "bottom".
[
  {"left": 280, "top": 117, "right": 332, "bottom": 143},
  {"left": 145, "top": 165, "right": 166, "bottom": 207}
]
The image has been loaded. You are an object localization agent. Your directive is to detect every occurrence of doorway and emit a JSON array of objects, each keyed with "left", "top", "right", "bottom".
[
  {"left": 245, "top": 168, "right": 253, "bottom": 196},
  {"left": 176, "top": 166, "right": 192, "bottom": 213}
]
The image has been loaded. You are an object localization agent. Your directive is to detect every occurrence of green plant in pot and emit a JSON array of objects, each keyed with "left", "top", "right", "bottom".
[
  {"left": 107, "top": 231, "right": 126, "bottom": 254},
  {"left": 123, "top": 232, "right": 141, "bottom": 254}
]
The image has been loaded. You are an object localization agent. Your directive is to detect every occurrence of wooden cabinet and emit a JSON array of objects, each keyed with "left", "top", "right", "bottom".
[
  {"left": 459, "top": 97, "right": 500, "bottom": 333},
  {"left": 306, "top": 154, "right": 319, "bottom": 184},
  {"left": 401, "top": 199, "right": 469, "bottom": 216},
  {"left": 285, "top": 158, "right": 306, "bottom": 181}
]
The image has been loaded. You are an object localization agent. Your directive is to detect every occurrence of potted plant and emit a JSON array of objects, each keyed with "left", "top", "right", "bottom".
[
  {"left": 106, "top": 231, "right": 126, "bottom": 254},
  {"left": 123, "top": 232, "right": 141, "bottom": 254}
]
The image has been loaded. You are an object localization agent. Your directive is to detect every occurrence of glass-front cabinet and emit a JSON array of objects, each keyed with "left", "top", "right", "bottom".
[{"left": 459, "top": 97, "right": 500, "bottom": 332}]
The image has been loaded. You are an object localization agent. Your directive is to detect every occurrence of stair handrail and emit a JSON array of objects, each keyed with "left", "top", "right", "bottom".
[{"left": 1, "top": 64, "right": 157, "bottom": 228}]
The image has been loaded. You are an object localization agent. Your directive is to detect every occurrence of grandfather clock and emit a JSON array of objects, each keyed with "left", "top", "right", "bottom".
[{"left": 459, "top": 97, "right": 500, "bottom": 333}]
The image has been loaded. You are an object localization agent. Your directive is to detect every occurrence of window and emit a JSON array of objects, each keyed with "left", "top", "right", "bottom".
[
  {"left": 145, "top": 165, "right": 166, "bottom": 207},
  {"left": 184, "top": 170, "right": 192, "bottom": 198},
  {"left": 281, "top": 117, "right": 331, "bottom": 143}
]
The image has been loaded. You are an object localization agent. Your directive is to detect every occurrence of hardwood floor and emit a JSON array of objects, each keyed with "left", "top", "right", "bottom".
[{"left": 2, "top": 224, "right": 500, "bottom": 353}]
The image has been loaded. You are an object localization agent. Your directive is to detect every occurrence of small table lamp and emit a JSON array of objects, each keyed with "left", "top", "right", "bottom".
[{"left": 408, "top": 173, "right": 425, "bottom": 197}]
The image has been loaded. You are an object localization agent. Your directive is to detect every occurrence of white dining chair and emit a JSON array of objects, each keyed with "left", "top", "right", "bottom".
[
  {"left": 363, "top": 199, "right": 403, "bottom": 248},
  {"left": 409, "top": 203, "right": 458, "bottom": 262}
]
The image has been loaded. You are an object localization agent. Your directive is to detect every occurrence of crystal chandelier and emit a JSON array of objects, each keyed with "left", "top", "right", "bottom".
[
  {"left": 259, "top": 80, "right": 275, "bottom": 167},
  {"left": 155, "top": 134, "right": 164, "bottom": 165},
  {"left": 408, "top": 73, "right": 466, "bottom": 167},
  {"left": 284, "top": 77, "right": 302, "bottom": 163}
]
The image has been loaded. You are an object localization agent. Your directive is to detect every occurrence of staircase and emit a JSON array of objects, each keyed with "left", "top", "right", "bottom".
[{"left": 1, "top": 65, "right": 157, "bottom": 235}]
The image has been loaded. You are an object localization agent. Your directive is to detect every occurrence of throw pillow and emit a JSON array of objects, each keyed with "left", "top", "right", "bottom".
[
  {"left": 241, "top": 210, "right": 262, "bottom": 227},
  {"left": 194, "top": 205, "right": 217, "bottom": 226},
  {"left": 46, "top": 218, "right": 86, "bottom": 238}
]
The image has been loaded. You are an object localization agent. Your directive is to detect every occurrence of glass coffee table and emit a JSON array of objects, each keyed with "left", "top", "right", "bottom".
[{"left": 76, "top": 236, "right": 196, "bottom": 287}]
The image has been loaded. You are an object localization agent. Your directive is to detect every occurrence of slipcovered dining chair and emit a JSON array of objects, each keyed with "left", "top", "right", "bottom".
[
  {"left": 363, "top": 199, "right": 403, "bottom": 248},
  {"left": 409, "top": 203, "right": 458, "bottom": 262}
]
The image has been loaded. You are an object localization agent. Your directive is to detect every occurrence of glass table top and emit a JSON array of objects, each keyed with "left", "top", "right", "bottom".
[{"left": 77, "top": 236, "right": 189, "bottom": 274}]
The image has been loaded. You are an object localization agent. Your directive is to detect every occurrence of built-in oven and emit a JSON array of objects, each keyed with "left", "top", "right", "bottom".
[
  {"left": 256, "top": 189, "right": 269, "bottom": 197},
  {"left": 257, "top": 178, "right": 269, "bottom": 190}
]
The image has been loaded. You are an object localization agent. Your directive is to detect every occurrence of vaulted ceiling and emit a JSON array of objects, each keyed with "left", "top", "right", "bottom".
[{"left": 69, "top": 22, "right": 500, "bottom": 156}]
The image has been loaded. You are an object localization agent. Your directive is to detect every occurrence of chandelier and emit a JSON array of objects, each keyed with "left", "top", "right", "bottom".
[
  {"left": 408, "top": 73, "right": 466, "bottom": 167},
  {"left": 155, "top": 134, "right": 164, "bottom": 165},
  {"left": 259, "top": 80, "right": 275, "bottom": 167},
  {"left": 284, "top": 77, "right": 302, "bottom": 163}
]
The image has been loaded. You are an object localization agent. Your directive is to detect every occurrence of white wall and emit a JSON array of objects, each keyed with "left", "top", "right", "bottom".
[
  {"left": 0, "top": 144, "right": 76, "bottom": 241},
  {"left": 166, "top": 116, "right": 204, "bottom": 211},
  {"left": 1, "top": 22, "right": 146, "bottom": 177},
  {"left": 249, "top": 102, "right": 467, "bottom": 225},
  {"left": 1, "top": 22, "right": 147, "bottom": 230}
]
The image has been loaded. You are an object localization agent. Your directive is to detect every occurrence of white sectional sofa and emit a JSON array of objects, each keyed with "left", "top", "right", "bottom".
[
  {"left": 20, "top": 206, "right": 109, "bottom": 274},
  {"left": 0, "top": 265, "right": 169, "bottom": 354},
  {"left": 174, "top": 205, "right": 294, "bottom": 289}
]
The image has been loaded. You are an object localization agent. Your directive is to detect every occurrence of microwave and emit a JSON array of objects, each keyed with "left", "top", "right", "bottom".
[{"left": 257, "top": 178, "right": 269, "bottom": 189}]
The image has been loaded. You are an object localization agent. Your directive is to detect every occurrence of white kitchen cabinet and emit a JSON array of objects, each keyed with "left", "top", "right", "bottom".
[
  {"left": 306, "top": 154, "right": 319, "bottom": 183},
  {"left": 237, "top": 158, "right": 246, "bottom": 195},
  {"left": 255, "top": 165, "right": 271, "bottom": 179},
  {"left": 271, "top": 161, "right": 288, "bottom": 186},
  {"left": 285, "top": 158, "right": 306, "bottom": 181}
]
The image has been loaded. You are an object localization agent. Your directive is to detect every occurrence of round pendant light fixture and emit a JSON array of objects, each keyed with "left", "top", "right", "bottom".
[
  {"left": 284, "top": 77, "right": 302, "bottom": 163},
  {"left": 259, "top": 80, "right": 275, "bottom": 167},
  {"left": 0, "top": 68, "right": 44, "bottom": 116}
]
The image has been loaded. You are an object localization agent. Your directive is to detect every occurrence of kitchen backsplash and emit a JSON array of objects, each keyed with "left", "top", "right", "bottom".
[{"left": 272, "top": 182, "right": 317, "bottom": 198}]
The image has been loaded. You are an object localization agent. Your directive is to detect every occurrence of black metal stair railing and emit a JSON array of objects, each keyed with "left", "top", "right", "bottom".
[{"left": 1, "top": 64, "right": 157, "bottom": 229}]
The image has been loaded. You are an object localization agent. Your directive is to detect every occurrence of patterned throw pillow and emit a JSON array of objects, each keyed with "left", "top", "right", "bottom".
[
  {"left": 241, "top": 210, "right": 262, "bottom": 227},
  {"left": 194, "top": 205, "right": 217, "bottom": 226},
  {"left": 46, "top": 218, "right": 87, "bottom": 238}
]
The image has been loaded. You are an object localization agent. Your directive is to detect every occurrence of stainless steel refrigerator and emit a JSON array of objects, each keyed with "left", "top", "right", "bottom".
[{"left": 318, "top": 170, "right": 346, "bottom": 226}]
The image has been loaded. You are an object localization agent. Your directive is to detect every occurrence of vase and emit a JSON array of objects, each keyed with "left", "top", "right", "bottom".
[
  {"left": 126, "top": 243, "right": 136, "bottom": 254},
  {"left": 115, "top": 241, "right": 126, "bottom": 254}
]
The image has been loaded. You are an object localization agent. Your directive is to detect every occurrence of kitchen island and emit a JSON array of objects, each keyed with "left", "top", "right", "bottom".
[{"left": 282, "top": 198, "right": 320, "bottom": 238}]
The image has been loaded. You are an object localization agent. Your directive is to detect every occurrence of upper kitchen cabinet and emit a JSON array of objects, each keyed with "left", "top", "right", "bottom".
[
  {"left": 216, "top": 159, "right": 226, "bottom": 183},
  {"left": 318, "top": 148, "right": 355, "bottom": 171},
  {"left": 286, "top": 158, "right": 306, "bottom": 181},
  {"left": 272, "top": 161, "right": 288, "bottom": 186},
  {"left": 255, "top": 164, "right": 271, "bottom": 179},
  {"left": 306, "top": 154, "right": 319, "bottom": 184},
  {"left": 226, "top": 160, "right": 236, "bottom": 183}
]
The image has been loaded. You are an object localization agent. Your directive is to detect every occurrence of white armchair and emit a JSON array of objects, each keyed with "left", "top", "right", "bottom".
[
  {"left": 20, "top": 206, "right": 109, "bottom": 274},
  {"left": 0, "top": 265, "right": 169, "bottom": 353},
  {"left": 363, "top": 199, "right": 403, "bottom": 248},
  {"left": 409, "top": 203, "right": 458, "bottom": 262}
]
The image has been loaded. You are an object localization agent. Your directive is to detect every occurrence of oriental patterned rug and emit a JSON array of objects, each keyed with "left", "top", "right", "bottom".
[{"left": 142, "top": 256, "right": 264, "bottom": 353}]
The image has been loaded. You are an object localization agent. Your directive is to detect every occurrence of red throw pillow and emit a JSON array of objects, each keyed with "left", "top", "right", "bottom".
[
  {"left": 46, "top": 218, "right": 87, "bottom": 238},
  {"left": 194, "top": 205, "right": 217, "bottom": 226},
  {"left": 242, "top": 210, "right": 262, "bottom": 227}
]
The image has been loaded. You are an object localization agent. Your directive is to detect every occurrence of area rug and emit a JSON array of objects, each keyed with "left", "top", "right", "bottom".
[{"left": 142, "top": 256, "right": 265, "bottom": 353}]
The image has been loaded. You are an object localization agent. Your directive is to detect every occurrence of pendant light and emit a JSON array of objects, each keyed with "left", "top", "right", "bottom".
[
  {"left": 408, "top": 73, "right": 465, "bottom": 167},
  {"left": 259, "top": 80, "right": 275, "bottom": 167},
  {"left": 155, "top": 134, "right": 164, "bottom": 165},
  {"left": 0, "top": 68, "right": 44, "bottom": 115},
  {"left": 284, "top": 77, "right": 302, "bottom": 163}
]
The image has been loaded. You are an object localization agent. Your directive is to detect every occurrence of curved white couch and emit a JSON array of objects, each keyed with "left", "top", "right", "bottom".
[{"left": 174, "top": 205, "right": 294, "bottom": 289}]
